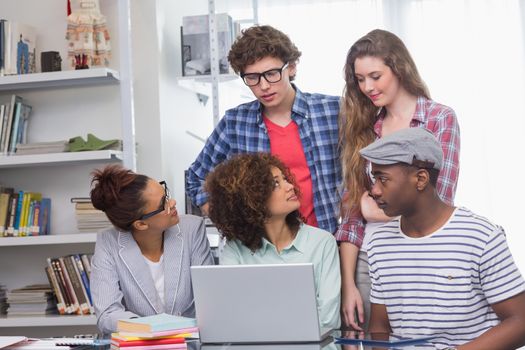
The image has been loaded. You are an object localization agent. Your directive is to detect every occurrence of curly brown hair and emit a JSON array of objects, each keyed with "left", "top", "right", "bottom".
[
  {"left": 228, "top": 25, "right": 301, "bottom": 80},
  {"left": 90, "top": 164, "right": 149, "bottom": 232},
  {"left": 205, "top": 153, "right": 303, "bottom": 252}
]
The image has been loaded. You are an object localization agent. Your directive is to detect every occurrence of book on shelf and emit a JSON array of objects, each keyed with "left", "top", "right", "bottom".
[
  {"left": 0, "top": 188, "right": 50, "bottom": 237},
  {"left": 0, "top": 20, "right": 37, "bottom": 76},
  {"left": 0, "top": 284, "right": 7, "bottom": 315},
  {"left": 15, "top": 140, "right": 69, "bottom": 155},
  {"left": 6, "top": 284, "right": 57, "bottom": 317},
  {"left": 10, "top": 102, "right": 32, "bottom": 154},
  {"left": 0, "top": 95, "right": 22, "bottom": 154},
  {"left": 71, "top": 197, "right": 111, "bottom": 232},
  {"left": 45, "top": 254, "right": 93, "bottom": 316},
  {"left": 0, "top": 95, "right": 33, "bottom": 155},
  {"left": 0, "top": 187, "right": 14, "bottom": 237}
]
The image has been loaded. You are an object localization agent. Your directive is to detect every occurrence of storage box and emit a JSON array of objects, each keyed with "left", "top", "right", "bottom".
[{"left": 181, "top": 13, "right": 237, "bottom": 76}]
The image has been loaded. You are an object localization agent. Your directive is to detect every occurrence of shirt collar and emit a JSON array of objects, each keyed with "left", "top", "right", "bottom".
[
  {"left": 259, "top": 224, "right": 306, "bottom": 255},
  {"left": 373, "top": 96, "right": 427, "bottom": 137},
  {"left": 256, "top": 84, "right": 307, "bottom": 125}
]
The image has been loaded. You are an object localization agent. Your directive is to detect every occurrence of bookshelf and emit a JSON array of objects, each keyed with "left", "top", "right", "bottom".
[
  {"left": 0, "top": 233, "right": 97, "bottom": 247},
  {"left": 0, "top": 314, "right": 96, "bottom": 327},
  {"left": 0, "top": 68, "right": 120, "bottom": 92},
  {"left": 0, "top": 0, "right": 134, "bottom": 336},
  {"left": 0, "top": 150, "right": 123, "bottom": 168}
]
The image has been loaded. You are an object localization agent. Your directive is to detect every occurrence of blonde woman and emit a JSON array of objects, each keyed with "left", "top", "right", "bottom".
[{"left": 337, "top": 29, "right": 460, "bottom": 330}]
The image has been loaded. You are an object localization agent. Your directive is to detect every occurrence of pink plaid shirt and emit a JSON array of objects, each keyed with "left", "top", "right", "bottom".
[{"left": 335, "top": 96, "right": 460, "bottom": 247}]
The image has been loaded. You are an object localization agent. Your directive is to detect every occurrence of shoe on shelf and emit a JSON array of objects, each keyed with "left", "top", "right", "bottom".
[
  {"left": 85, "top": 133, "right": 120, "bottom": 150},
  {"left": 68, "top": 136, "right": 88, "bottom": 152}
]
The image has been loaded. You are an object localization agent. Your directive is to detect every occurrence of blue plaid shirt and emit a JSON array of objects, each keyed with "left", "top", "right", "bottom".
[{"left": 186, "top": 85, "right": 342, "bottom": 233}]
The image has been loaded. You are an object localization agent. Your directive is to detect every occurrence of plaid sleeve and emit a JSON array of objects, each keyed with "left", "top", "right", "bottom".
[
  {"left": 334, "top": 203, "right": 365, "bottom": 248},
  {"left": 186, "top": 117, "right": 231, "bottom": 206},
  {"left": 432, "top": 108, "right": 460, "bottom": 205}
]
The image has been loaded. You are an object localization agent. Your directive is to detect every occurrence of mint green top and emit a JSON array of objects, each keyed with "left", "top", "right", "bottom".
[{"left": 220, "top": 224, "right": 341, "bottom": 329}]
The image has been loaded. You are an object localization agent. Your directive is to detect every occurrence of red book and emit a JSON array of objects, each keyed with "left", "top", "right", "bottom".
[{"left": 112, "top": 337, "right": 185, "bottom": 347}]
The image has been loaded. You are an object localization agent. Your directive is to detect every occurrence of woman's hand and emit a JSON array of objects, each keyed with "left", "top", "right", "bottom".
[
  {"left": 342, "top": 282, "right": 365, "bottom": 331},
  {"left": 360, "top": 191, "right": 391, "bottom": 223}
]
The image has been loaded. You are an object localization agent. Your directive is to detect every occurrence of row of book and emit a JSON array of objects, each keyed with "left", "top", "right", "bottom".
[
  {"left": 72, "top": 197, "right": 111, "bottom": 233},
  {"left": 5, "top": 284, "right": 56, "bottom": 316},
  {"left": 0, "top": 187, "right": 51, "bottom": 237},
  {"left": 112, "top": 313, "right": 198, "bottom": 349},
  {"left": 44, "top": 253, "right": 93, "bottom": 315},
  {"left": 0, "top": 94, "right": 32, "bottom": 155},
  {"left": 0, "top": 20, "right": 37, "bottom": 75},
  {"left": 0, "top": 284, "right": 6, "bottom": 314}
]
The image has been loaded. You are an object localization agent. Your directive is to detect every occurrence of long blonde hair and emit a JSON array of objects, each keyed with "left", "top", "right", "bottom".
[{"left": 340, "top": 29, "right": 430, "bottom": 210}]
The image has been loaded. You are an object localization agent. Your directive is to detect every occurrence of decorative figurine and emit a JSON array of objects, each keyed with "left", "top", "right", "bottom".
[{"left": 65, "top": 0, "right": 111, "bottom": 70}]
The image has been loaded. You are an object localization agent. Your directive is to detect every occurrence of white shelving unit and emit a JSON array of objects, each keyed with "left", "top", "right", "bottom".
[
  {"left": 0, "top": 150, "right": 123, "bottom": 168},
  {"left": 0, "top": 0, "right": 135, "bottom": 336},
  {"left": 0, "top": 233, "right": 97, "bottom": 247},
  {"left": 0, "top": 315, "right": 96, "bottom": 327},
  {"left": 0, "top": 68, "right": 120, "bottom": 91}
]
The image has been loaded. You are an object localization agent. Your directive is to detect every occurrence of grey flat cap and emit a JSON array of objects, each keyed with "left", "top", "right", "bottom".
[{"left": 359, "top": 128, "right": 443, "bottom": 170}]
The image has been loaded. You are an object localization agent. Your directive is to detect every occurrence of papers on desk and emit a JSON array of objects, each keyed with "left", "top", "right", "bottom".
[
  {"left": 0, "top": 337, "right": 27, "bottom": 349},
  {"left": 1, "top": 337, "right": 94, "bottom": 349},
  {"left": 335, "top": 333, "right": 435, "bottom": 347}
]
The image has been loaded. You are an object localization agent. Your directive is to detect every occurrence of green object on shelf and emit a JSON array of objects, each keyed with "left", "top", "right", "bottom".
[
  {"left": 68, "top": 136, "right": 89, "bottom": 152},
  {"left": 86, "top": 133, "right": 119, "bottom": 150},
  {"left": 68, "top": 134, "right": 120, "bottom": 152}
]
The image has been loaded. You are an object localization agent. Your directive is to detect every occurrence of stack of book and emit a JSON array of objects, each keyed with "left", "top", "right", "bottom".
[
  {"left": 0, "top": 94, "right": 32, "bottom": 155},
  {"left": 72, "top": 197, "right": 111, "bottom": 233},
  {"left": 0, "top": 283, "right": 7, "bottom": 314},
  {"left": 112, "top": 313, "right": 198, "bottom": 349},
  {"left": 44, "top": 254, "right": 93, "bottom": 316},
  {"left": 0, "top": 187, "right": 51, "bottom": 237},
  {"left": 6, "top": 284, "right": 57, "bottom": 316},
  {"left": 15, "top": 140, "right": 69, "bottom": 155}
]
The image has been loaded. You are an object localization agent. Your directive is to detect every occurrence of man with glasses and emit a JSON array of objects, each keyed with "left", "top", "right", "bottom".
[{"left": 186, "top": 25, "right": 341, "bottom": 233}]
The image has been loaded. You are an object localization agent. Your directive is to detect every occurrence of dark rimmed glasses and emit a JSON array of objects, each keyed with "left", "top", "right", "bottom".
[
  {"left": 240, "top": 62, "right": 289, "bottom": 87},
  {"left": 139, "top": 181, "right": 171, "bottom": 220}
]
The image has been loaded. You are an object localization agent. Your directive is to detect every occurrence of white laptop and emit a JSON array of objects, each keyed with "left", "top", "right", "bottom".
[{"left": 191, "top": 263, "right": 332, "bottom": 344}]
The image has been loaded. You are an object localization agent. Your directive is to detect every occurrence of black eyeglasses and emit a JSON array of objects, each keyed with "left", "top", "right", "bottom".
[
  {"left": 139, "top": 181, "right": 171, "bottom": 220},
  {"left": 240, "top": 62, "right": 289, "bottom": 87}
]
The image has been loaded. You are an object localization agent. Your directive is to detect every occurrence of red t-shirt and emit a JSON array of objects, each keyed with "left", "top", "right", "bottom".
[{"left": 263, "top": 116, "right": 318, "bottom": 227}]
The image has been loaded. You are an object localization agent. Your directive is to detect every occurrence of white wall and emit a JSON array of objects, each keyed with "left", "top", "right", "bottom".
[
  {"left": 156, "top": 0, "right": 218, "bottom": 211},
  {"left": 153, "top": 0, "right": 525, "bottom": 275},
  {"left": 130, "top": 0, "right": 163, "bottom": 178}
]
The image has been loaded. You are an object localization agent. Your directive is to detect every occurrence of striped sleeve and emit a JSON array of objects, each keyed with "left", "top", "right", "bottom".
[{"left": 479, "top": 226, "right": 525, "bottom": 304}]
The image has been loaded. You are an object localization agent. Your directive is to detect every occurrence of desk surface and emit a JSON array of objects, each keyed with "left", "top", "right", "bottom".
[{"left": 60, "top": 331, "right": 439, "bottom": 350}]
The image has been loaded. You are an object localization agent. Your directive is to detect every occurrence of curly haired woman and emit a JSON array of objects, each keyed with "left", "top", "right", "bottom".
[{"left": 205, "top": 153, "right": 340, "bottom": 330}]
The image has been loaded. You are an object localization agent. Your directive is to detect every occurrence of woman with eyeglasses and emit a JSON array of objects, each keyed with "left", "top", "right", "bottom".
[{"left": 89, "top": 165, "right": 214, "bottom": 334}]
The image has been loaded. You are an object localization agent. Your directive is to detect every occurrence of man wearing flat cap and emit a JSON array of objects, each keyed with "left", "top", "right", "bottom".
[{"left": 363, "top": 128, "right": 525, "bottom": 350}]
